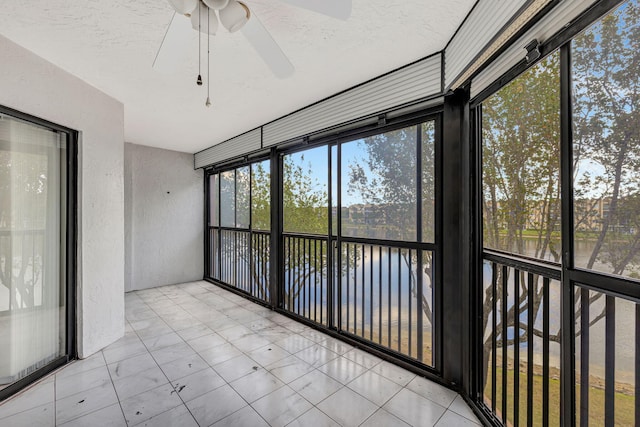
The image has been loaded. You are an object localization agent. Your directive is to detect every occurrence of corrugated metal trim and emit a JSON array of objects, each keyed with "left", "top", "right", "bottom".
[
  {"left": 445, "top": 0, "right": 527, "bottom": 89},
  {"left": 470, "top": 0, "right": 598, "bottom": 99},
  {"left": 194, "top": 128, "right": 261, "bottom": 169},
  {"left": 262, "top": 55, "right": 442, "bottom": 147}
]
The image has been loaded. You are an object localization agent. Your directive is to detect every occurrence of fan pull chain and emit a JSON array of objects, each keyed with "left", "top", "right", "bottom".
[
  {"left": 205, "top": 5, "right": 211, "bottom": 107},
  {"left": 197, "top": 1, "right": 202, "bottom": 86}
]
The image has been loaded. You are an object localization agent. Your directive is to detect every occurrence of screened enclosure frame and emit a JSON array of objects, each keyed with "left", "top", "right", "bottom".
[
  {"left": 204, "top": 108, "right": 446, "bottom": 379},
  {"left": 0, "top": 104, "right": 78, "bottom": 402},
  {"left": 469, "top": 0, "right": 640, "bottom": 425}
]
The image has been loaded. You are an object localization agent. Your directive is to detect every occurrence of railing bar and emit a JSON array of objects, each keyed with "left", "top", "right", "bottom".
[
  {"left": 250, "top": 233, "right": 254, "bottom": 296},
  {"left": 353, "top": 243, "right": 358, "bottom": 335},
  {"left": 388, "top": 247, "right": 392, "bottom": 348},
  {"left": 635, "top": 303, "right": 639, "bottom": 427},
  {"left": 320, "top": 241, "right": 324, "bottom": 325},
  {"left": 492, "top": 262, "right": 498, "bottom": 414},
  {"left": 361, "top": 244, "right": 365, "bottom": 338},
  {"left": 580, "top": 288, "right": 589, "bottom": 427},
  {"left": 290, "top": 237, "right": 294, "bottom": 311},
  {"left": 302, "top": 238, "right": 306, "bottom": 318},
  {"left": 263, "top": 234, "right": 267, "bottom": 301},
  {"left": 378, "top": 246, "right": 382, "bottom": 346},
  {"left": 293, "top": 237, "right": 297, "bottom": 314},
  {"left": 314, "top": 239, "right": 318, "bottom": 324},
  {"left": 370, "top": 245, "right": 373, "bottom": 342},
  {"left": 543, "top": 277, "right": 550, "bottom": 427},
  {"left": 514, "top": 268, "right": 520, "bottom": 427},
  {"left": 353, "top": 243, "right": 357, "bottom": 335},
  {"left": 408, "top": 249, "right": 413, "bottom": 358},
  {"left": 483, "top": 250, "right": 561, "bottom": 280},
  {"left": 297, "top": 237, "right": 302, "bottom": 316},
  {"left": 346, "top": 243, "right": 350, "bottom": 333},
  {"left": 398, "top": 248, "right": 402, "bottom": 353},
  {"left": 502, "top": 264, "right": 508, "bottom": 424},
  {"left": 417, "top": 250, "right": 423, "bottom": 362},
  {"left": 604, "top": 295, "right": 615, "bottom": 427},
  {"left": 301, "top": 238, "right": 306, "bottom": 318},
  {"left": 287, "top": 237, "right": 291, "bottom": 311},
  {"left": 308, "top": 238, "right": 312, "bottom": 319},
  {"left": 309, "top": 238, "right": 312, "bottom": 320},
  {"left": 527, "top": 272, "right": 534, "bottom": 427},
  {"left": 334, "top": 234, "right": 437, "bottom": 251}
]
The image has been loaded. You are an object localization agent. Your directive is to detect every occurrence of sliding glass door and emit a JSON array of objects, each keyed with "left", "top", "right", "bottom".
[
  {"left": 278, "top": 118, "right": 440, "bottom": 368},
  {"left": 0, "top": 109, "right": 75, "bottom": 397}
]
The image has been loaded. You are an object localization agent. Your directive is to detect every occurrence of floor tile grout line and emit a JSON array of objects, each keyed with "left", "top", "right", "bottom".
[
  {"left": 2, "top": 281, "right": 475, "bottom": 427},
  {"left": 101, "top": 347, "right": 131, "bottom": 427},
  {"left": 127, "top": 291, "right": 200, "bottom": 427},
  {"left": 51, "top": 351, "right": 113, "bottom": 426},
  {"left": 139, "top": 287, "right": 272, "bottom": 427},
  {"left": 159, "top": 284, "right": 325, "bottom": 427}
]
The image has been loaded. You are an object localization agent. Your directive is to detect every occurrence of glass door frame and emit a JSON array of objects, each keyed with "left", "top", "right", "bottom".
[
  {"left": 274, "top": 110, "right": 444, "bottom": 375},
  {"left": 0, "top": 104, "right": 78, "bottom": 402}
]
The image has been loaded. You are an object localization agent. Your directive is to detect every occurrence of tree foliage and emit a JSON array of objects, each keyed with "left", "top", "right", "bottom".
[{"left": 479, "top": 1, "right": 640, "bottom": 410}]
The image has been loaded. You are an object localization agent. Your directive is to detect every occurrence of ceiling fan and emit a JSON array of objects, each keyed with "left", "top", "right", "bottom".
[{"left": 154, "top": 0, "right": 352, "bottom": 80}]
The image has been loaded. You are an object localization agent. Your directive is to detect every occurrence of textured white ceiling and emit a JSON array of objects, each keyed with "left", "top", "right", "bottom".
[{"left": 0, "top": 0, "right": 475, "bottom": 153}]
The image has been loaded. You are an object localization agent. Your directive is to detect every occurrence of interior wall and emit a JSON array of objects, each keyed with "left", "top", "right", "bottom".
[
  {"left": 124, "top": 143, "right": 203, "bottom": 291},
  {"left": 0, "top": 34, "right": 125, "bottom": 358}
]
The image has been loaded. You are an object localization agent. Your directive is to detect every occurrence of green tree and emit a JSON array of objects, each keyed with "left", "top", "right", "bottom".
[
  {"left": 478, "top": 2, "right": 640, "bottom": 424},
  {"left": 573, "top": 0, "right": 640, "bottom": 277}
]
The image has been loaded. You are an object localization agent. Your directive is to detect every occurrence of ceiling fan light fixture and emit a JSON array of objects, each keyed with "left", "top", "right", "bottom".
[
  {"left": 202, "top": 0, "right": 229, "bottom": 10},
  {"left": 190, "top": 2, "right": 218, "bottom": 35},
  {"left": 220, "top": 0, "right": 250, "bottom": 33},
  {"left": 167, "top": 0, "right": 198, "bottom": 15}
]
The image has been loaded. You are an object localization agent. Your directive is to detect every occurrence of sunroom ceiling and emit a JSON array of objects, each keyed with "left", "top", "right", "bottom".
[{"left": 0, "top": 0, "right": 475, "bottom": 153}]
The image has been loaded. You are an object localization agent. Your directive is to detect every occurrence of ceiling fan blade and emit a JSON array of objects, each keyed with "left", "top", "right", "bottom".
[
  {"left": 241, "top": 14, "right": 294, "bottom": 79},
  {"left": 153, "top": 12, "right": 193, "bottom": 71},
  {"left": 277, "top": 0, "right": 352, "bottom": 20}
]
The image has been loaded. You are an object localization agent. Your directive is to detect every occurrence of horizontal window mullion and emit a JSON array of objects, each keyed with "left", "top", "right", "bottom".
[
  {"left": 339, "top": 235, "right": 437, "bottom": 251},
  {"left": 570, "top": 269, "right": 640, "bottom": 303},
  {"left": 483, "top": 249, "right": 561, "bottom": 280}
]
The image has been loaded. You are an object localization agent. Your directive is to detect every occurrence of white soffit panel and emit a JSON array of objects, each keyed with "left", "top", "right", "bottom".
[
  {"left": 470, "top": 0, "right": 598, "bottom": 99},
  {"left": 194, "top": 128, "right": 261, "bottom": 169},
  {"left": 445, "top": 0, "right": 528, "bottom": 90},
  {"left": 262, "top": 54, "right": 442, "bottom": 147}
]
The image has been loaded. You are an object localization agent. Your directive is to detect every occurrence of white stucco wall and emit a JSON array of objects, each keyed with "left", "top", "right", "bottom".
[
  {"left": 124, "top": 143, "right": 203, "bottom": 291},
  {"left": 0, "top": 34, "right": 125, "bottom": 358}
]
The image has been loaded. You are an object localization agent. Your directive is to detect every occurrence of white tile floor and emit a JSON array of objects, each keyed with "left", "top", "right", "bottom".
[{"left": 0, "top": 281, "right": 482, "bottom": 427}]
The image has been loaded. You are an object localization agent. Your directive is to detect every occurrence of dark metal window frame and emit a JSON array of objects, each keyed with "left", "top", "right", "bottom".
[
  {"left": 276, "top": 111, "right": 443, "bottom": 370},
  {"left": 469, "top": 1, "right": 635, "bottom": 425},
  {"left": 204, "top": 107, "right": 447, "bottom": 383},
  {"left": 0, "top": 104, "right": 78, "bottom": 402},
  {"left": 204, "top": 155, "right": 271, "bottom": 302}
]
